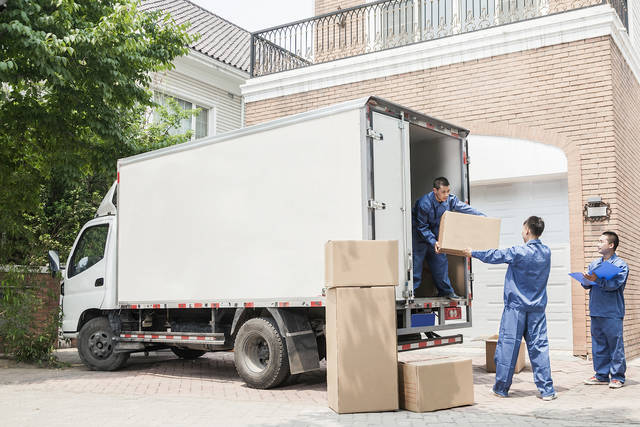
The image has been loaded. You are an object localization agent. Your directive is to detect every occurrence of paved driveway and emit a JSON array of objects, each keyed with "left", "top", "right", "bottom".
[{"left": 1, "top": 345, "right": 638, "bottom": 426}]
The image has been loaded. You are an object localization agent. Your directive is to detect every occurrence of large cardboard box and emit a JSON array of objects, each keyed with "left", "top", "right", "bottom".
[
  {"left": 326, "top": 286, "right": 398, "bottom": 414},
  {"left": 485, "top": 335, "right": 526, "bottom": 373},
  {"left": 398, "top": 357, "right": 474, "bottom": 412},
  {"left": 325, "top": 240, "right": 398, "bottom": 288},
  {"left": 437, "top": 211, "right": 501, "bottom": 256}
]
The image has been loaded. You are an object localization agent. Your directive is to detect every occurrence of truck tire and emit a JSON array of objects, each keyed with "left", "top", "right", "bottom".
[
  {"left": 234, "top": 317, "right": 290, "bottom": 389},
  {"left": 78, "top": 317, "right": 129, "bottom": 371},
  {"left": 170, "top": 347, "right": 206, "bottom": 360}
]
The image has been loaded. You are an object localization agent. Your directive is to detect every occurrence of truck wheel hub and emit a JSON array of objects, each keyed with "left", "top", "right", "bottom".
[
  {"left": 89, "top": 331, "right": 113, "bottom": 359},
  {"left": 244, "top": 334, "right": 270, "bottom": 373}
]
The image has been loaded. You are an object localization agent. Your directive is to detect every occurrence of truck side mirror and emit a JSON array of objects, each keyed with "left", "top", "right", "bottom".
[{"left": 48, "top": 250, "right": 61, "bottom": 277}]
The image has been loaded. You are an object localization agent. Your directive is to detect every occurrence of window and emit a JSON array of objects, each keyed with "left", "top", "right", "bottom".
[
  {"left": 68, "top": 225, "right": 109, "bottom": 278},
  {"left": 153, "top": 91, "right": 210, "bottom": 140}
]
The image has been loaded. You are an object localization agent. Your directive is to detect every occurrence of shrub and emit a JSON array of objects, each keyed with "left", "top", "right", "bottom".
[{"left": 0, "top": 269, "right": 61, "bottom": 365}]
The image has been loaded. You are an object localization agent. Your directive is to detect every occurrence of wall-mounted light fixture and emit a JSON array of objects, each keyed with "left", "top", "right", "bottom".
[{"left": 583, "top": 196, "right": 611, "bottom": 222}]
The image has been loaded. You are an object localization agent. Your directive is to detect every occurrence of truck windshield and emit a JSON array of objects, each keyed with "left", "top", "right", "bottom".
[{"left": 68, "top": 224, "right": 109, "bottom": 278}]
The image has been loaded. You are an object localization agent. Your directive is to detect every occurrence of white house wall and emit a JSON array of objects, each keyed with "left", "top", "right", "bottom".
[{"left": 152, "top": 52, "right": 247, "bottom": 134}]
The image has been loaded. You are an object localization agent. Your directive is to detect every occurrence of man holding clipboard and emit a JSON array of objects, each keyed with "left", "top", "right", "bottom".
[{"left": 575, "top": 231, "right": 628, "bottom": 389}]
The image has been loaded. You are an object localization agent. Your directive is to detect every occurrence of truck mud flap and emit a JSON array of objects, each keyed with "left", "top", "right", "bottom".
[
  {"left": 267, "top": 308, "right": 320, "bottom": 375},
  {"left": 397, "top": 333, "right": 463, "bottom": 352}
]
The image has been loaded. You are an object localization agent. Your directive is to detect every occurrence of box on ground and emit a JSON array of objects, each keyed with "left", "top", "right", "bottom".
[
  {"left": 485, "top": 334, "right": 526, "bottom": 373},
  {"left": 326, "top": 286, "right": 398, "bottom": 414},
  {"left": 325, "top": 240, "right": 398, "bottom": 288},
  {"left": 398, "top": 357, "right": 474, "bottom": 412},
  {"left": 437, "top": 211, "right": 501, "bottom": 256}
]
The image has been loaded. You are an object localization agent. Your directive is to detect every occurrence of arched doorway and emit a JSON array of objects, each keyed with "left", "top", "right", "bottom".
[{"left": 466, "top": 135, "right": 573, "bottom": 351}]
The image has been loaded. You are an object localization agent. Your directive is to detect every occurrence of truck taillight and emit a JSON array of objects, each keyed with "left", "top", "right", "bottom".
[{"left": 444, "top": 307, "right": 461, "bottom": 320}]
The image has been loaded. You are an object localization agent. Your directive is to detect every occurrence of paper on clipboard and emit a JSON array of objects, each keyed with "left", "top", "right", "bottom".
[
  {"left": 568, "top": 273, "right": 596, "bottom": 286},
  {"left": 591, "top": 262, "right": 622, "bottom": 280}
]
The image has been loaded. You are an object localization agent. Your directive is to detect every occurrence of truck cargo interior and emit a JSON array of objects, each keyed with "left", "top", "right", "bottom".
[{"left": 408, "top": 123, "right": 466, "bottom": 299}]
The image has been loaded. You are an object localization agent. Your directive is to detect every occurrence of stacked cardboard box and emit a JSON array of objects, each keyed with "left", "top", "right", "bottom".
[
  {"left": 485, "top": 335, "right": 527, "bottom": 373},
  {"left": 398, "top": 357, "right": 474, "bottom": 412},
  {"left": 325, "top": 240, "right": 399, "bottom": 414}
]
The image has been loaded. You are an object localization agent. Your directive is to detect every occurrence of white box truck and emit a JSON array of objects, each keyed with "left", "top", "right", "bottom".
[{"left": 49, "top": 97, "right": 474, "bottom": 389}]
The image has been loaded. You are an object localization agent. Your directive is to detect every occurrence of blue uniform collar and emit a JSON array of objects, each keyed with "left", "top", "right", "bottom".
[
  {"left": 526, "top": 239, "right": 541, "bottom": 245},
  {"left": 428, "top": 191, "right": 451, "bottom": 207},
  {"left": 599, "top": 253, "right": 618, "bottom": 264}
]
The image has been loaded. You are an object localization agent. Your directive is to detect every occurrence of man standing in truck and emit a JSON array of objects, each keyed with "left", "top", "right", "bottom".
[
  {"left": 463, "top": 216, "right": 556, "bottom": 400},
  {"left": 412, "top": 176, "right": 485, "bottom": 298},
  {"left": 581, "top": 231, "right": 628, "bottom": 389}
]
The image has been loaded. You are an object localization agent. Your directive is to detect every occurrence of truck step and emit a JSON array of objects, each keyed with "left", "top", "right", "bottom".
[
  {"left": 119, "top": 331, "right": 225, "bottom": 345},
  {"left": 397, "top": 334, "right": 463, "bottom": 352}
]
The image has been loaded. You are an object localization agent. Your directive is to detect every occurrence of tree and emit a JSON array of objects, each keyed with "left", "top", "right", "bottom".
[{"left": 0, "top": 0, "right": 196, "bottom": 263}]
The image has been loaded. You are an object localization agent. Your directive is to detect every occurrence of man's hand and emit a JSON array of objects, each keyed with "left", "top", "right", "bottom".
[
  {"left": 583, "top": 271, "right": 597, "bottom": 282},
  {"left": 462, "top": 247, "right": 472, "bottom": 257},
  {"left": 434, "top": 241, "right": 441, "bottom": 254}
]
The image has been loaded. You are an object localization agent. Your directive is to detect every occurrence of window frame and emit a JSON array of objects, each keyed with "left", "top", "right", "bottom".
[
  {"left": 67, "top": 224, "right": 110, "bottom": 279},
  {"left": 152, "top": 90, "right": 215, "bottom": 140}
]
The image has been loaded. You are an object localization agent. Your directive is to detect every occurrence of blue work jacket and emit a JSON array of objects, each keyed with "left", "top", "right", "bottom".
[
  {"left": 472, "top": 239, "right": 551, "bottom": 312},
  {"left": 412, "top": 192, "right": 485, "bottom": 247},
  {"left": 582, "top": 254, "right": 628, "bottom": 318}
]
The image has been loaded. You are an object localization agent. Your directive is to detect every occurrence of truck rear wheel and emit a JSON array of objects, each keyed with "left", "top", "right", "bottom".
[
  {"left": 170, "top": 347, "right": 206, "bottom": 360},
  {"left": 78, "top": 317, "right": 129, "bottom": 371},
  {"left": 234, "top": 317, "right": 290, "bottom": 389}
]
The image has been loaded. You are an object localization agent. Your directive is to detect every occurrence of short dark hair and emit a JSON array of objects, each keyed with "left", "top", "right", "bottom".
[
  {"left": 523, "top": 216, "right": 545, "bottom": 237},
  {"left": 433, "top": 177, "right": 450, "bottom": 189},
  {"left": 602, "top": 231, "right": 619, "bottom": 251}
]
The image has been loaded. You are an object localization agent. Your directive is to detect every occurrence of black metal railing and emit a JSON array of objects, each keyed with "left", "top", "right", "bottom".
[{"left": 250, "top": 0, "right": 628, "bottom": 77}]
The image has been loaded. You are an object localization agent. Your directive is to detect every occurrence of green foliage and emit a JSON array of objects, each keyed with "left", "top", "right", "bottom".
[
  {"left": 0, "top": 269, "right": 61, "bottom": 365},
  {"left": 0, "top": 0, "right": 197, "bottom": 264}
]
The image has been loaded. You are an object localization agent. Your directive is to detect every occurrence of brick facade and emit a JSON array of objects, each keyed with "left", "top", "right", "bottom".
[{"left": 245, "top": 35, "right": 640, "bottom": 359}]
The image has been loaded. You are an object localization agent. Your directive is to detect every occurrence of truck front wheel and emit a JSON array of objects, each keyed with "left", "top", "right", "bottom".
[
  {"left": 234, "top": 317, "right": 290, "bottom": 389},
  {"left": 78, "top": 317, "right": 129, "bottom": 371}
]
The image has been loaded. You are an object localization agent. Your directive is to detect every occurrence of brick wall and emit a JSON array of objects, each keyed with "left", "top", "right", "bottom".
[
  {"left": 0, "top": 272, "right": 60, "bottom": 353},
  {"left": 315, "top": 0, "right": 363, "bottom": 16},
  {"left": 245, "top": 36, "right": 640, "bottom": 358},
  {"left": 611, "top": 42, "right": 640, "bottom": 359}
]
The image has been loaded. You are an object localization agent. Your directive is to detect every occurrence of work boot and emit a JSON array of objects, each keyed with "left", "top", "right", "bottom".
[{"left": 584, "top": 376, "right": 608, "bottom": 385}]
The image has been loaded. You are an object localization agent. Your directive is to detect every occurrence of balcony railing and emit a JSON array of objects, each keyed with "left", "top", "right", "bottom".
[{"left": 250, "top": 0, "right": 628, "bottom": 77}]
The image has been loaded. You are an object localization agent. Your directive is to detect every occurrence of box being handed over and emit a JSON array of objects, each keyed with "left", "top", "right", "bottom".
[{"left": 437, "top": 211, "right": 501, "bottom": 256}]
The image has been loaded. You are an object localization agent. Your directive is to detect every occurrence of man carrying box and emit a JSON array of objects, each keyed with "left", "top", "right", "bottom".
[
  {"left": 581, "top": 231, "right": 628, "bottom": 389},
  {"left": 412, "top": 176, "right": 485, "bottom": 298},
  {"left": 462, "top": 216, "right": 556, "bottom": 401}
]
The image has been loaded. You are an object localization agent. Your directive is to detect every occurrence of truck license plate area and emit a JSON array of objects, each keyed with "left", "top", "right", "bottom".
[{"left": 444, "top": 307, "right": 462, "bottom": 320}]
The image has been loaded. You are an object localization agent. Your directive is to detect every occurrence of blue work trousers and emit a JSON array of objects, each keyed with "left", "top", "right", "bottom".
[
  {"left": 412, "top": 239, "right": 455, "bottom": 295},
  {"left": 591, "top": 316, "right": 626, "bottom": 383},
  {"left": 494, "top": 307, "right": 555, "bottom": 397}
]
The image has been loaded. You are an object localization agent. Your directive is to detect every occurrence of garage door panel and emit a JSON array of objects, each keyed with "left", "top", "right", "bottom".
[{"left": 459, "top": 178, "right": 573, "bottom": 350}]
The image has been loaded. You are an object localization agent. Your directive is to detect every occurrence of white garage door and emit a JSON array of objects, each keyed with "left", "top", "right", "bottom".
[{"left": 465, "top": 178, "right": 573, "bottom": 350}]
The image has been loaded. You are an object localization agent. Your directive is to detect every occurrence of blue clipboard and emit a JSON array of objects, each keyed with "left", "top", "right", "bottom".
[
  {"left": 568, "top": 273, "right": 596, "bottom": 286},
  {"left": 591, "top": 262, "right": 621, "bottom": 280}
]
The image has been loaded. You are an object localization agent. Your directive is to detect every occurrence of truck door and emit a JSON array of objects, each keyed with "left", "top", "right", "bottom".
[
  {"left": 369, "top": 111, "right": 412, "bottom": 293},
  {"left": 61, "top": 217, "right": 112, "bottom": 332}
]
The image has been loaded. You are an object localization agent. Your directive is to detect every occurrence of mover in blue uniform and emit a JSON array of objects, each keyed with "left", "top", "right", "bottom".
[
  {"left": 463, "top": 216, "right": 556, "bottom": 400},
  {"left": 581, "top": 231, "right": 628, "bottom": 389},
  {"left": 412, "top": 176, "right": 485, "bottom": 298}
]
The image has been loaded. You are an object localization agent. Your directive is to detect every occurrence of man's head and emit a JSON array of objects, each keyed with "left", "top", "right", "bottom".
[
  {"left": 597, "top": 231, "right": 619, "bottom": 256},
  {"left": 522, "top": 216, "right": 544, "bottom": 243},
  {"left": 432, "top": 176, "right": 450, "bottom": 203}
]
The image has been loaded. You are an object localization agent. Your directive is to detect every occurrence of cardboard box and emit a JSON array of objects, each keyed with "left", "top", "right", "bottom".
[
  {"left": 326, "top": 286, "right": 398, "bottom": 414},
  {"left": 325, "top": 240, "right": 399, "bottom": 288},
  {"left": 398, "top": 357, "right": 474, "bottom": 412},
  {"left": 437, "top": 211, "right": 501, "bottom": 256},
  {"left": 485, "top": 335, "right": 526, "bottom": 373}
]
